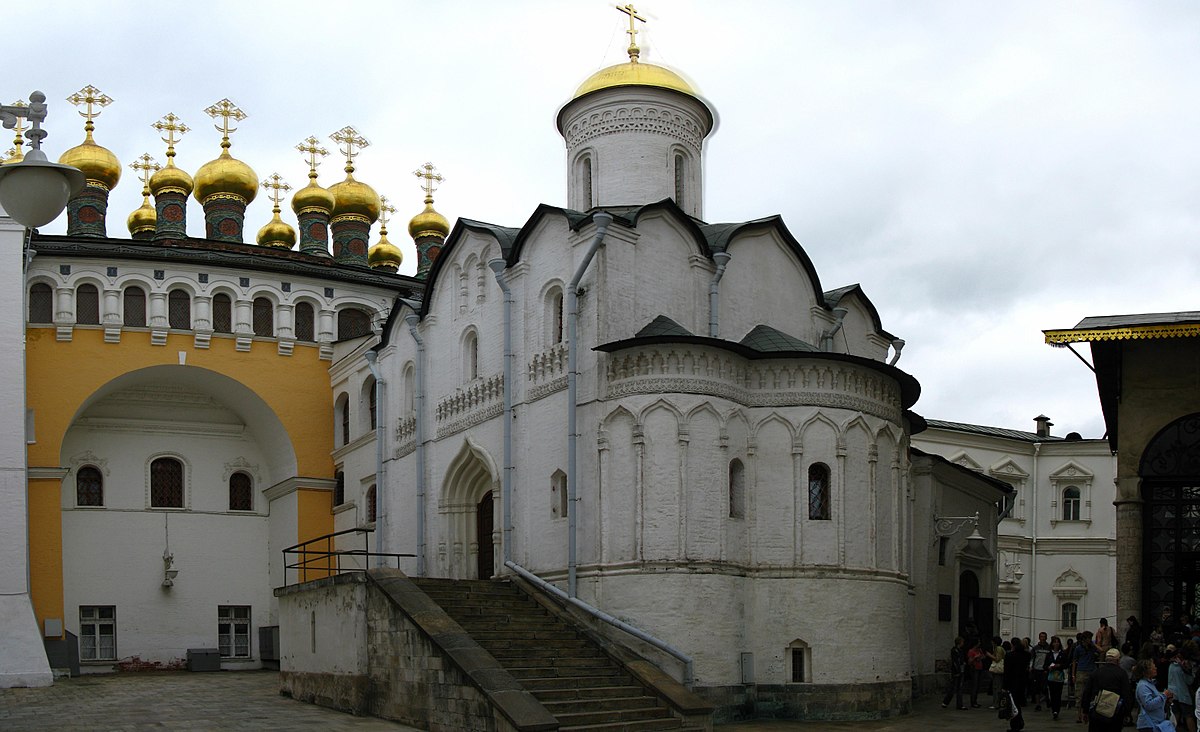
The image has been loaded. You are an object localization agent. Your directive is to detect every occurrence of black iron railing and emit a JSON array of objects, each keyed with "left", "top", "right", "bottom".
[{"left": 282, "top": 527, "right": 414, "bottom": 586}]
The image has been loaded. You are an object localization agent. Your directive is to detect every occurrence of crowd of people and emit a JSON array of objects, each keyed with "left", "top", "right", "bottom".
[{"left": 942, "top": 609, "right": 1200, "bottom": 731}]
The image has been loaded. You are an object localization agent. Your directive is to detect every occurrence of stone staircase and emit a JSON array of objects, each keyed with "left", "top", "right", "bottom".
[{"left": 411, "top": 577, "right": 702, "bottom": 731}]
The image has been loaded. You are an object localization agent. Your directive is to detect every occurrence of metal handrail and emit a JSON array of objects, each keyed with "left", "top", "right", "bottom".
[{"left": 282, "top": 527, "right": 414, "bottom": 586}]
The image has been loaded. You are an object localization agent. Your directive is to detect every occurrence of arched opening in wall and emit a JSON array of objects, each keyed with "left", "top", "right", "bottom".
[
  {"left": 363, "top": 376, "right": 377, "bottom": 431},
  {"left": 462, "top": 330, "right": 479, "bottom": 382},
  {"left": 402, "top": 363, "right": 415, "bottom": 415},
  {"left": 807, "top": 463, "right": 830, "bottom": 520},
  {"left": 76, "top": 466, "right": 103, "bottom": 507},
  {"left": 551, "top": 470, "right": 567, "bottom": 518},
  {"left": 334, "top": 470, "right": 345, "bottom": 507},
  {"left": 150, "top": 456, "right": 184, "bottom": 508},
  {"left": 212, "top": 293, "right": 232, "bottom": 334},
  {"left": 441, "top": 439, "right": 499, "bottom": 580},
  {"left": 728, "top": 458, "right": 745, "bottom": 519},
  {"left": 335, "top": 393, "right": 350, "bottom": 446},
  {"left": 76, "top": 283, "right": 100, "bottom": 325},
  {"left": 673, "top": 152, "right": 687, "bottom": 208},
  {"left": 1062, "top": 486, "right": 1081, "bottom": 521},
  {"left": 228, "top": 471, "right": 253, "bottom": 511},
  {"left": 957, "top": 570, "right": 992, "bottom": 641},
  {"left": 576, "top": 154, "right": 594, "bottom": 209},
  {"left": 545, "top": 286, "right": 564, "bottom": 346},
  {"left": 1141, "top": 412, "right": 1200, "bottom": 623},
  {"left": 252, "top": 297, "right": 273, "bottom": 337},
  {"left": 294, "top": 302, "right": 315, "bottom": 342},
  {"left": 786, "top": 638, "right": 810, "bottom": 683},
  {"left": 337, "top": 308, "right": 371, "bottom": 341},
  {"left": 366, "top": 485, "right": 377, "bottom": 524},
  {"left": 168, "top": 289, "right": 190, "bottom": 329},
  {"left": 123, "top": 286, "right": 146, "bottom": 327},
  {"left": 29, "top": 282, "right": 52, "bottom": 323}
]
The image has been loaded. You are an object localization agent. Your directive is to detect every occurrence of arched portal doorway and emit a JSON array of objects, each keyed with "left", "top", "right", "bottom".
[
  {"left": 958, "top": 570, "right": 990, "bottom": 641},
  {"left": 1141, "top": 413, "right": 1200, "bottom": 622},
  {"left": 441, "top": 439, "right": 499, "bottom": 579}
]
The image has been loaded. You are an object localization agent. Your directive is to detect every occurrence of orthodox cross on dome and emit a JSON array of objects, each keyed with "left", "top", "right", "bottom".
[
  {"left": 414, "top": 162, "right": 444, "bottom": 203},
  {"left": 262, "top": 173, "right": 292, "bottom": 208},
  {"left": 378, "top": 195, "right": 396, "bottom": 232},
  {"left": 296, "top": 136, "right": 328, "bottom": 179},
  {"left": 6, "top": 100, "right": 26, "bottom": 162},
  {"left": 130, "top": 153, "right": 161, "bottom": 188},
  {"left": 152, "top": 113, "right": 189, "bottom": 162},
  {"left": 615, "top": 3, "right": 646, "bottom": 61},
  {"left": 66, "top": 85, "right": 113, "bottom": 133},
  {"left": 330, "top": 126, "right": 369, "bottom": 174},
  {"left": 203, "top": 98, "right": 247, "bottom": 146}
]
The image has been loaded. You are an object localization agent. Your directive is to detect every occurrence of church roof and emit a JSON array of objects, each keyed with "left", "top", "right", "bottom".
[
  {"left": 910, "top": 447, "right": 1015, "bottom": 495},
  {"left": 1044, "top": 311, "right": 1200, "bottom": 344},
  {"left": 823, "top": 283, "right": 893, "bottom": 340},
  {"left": 924, "top": 419, "right": 1065, "bottom": 443},
  {"left": 636, "top": 315, "right": 693, "bottom": 338},
  {"left": 739, "top": 324, "right": 818, "bottom": 352}
]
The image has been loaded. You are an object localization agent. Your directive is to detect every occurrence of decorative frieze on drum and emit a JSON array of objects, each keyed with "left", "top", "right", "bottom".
[
  {"left": 563, "top": 104, "right": 706, "bottom": 150},
  {"left": 604, "top": 345, "right": 903, "bottom": 423}
]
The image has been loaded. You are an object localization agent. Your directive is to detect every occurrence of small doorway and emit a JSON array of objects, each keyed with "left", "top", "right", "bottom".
[{"left": 476, "top": 491, "right": 494, "bottom": 579}]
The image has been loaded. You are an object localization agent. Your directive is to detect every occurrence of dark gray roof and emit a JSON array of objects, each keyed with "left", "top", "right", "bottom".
[
  {"left": 1074, "top": 312, "right": 1200, "bottom": 329},
  {"left": 739, "top": 324, "right": 818, "bottom": 352},
  {"left": 924, "top": 419, "right": 1063, "bottom": 443},
  {"left": 636, "top": 315, "right": 693, "bottom": 338}
]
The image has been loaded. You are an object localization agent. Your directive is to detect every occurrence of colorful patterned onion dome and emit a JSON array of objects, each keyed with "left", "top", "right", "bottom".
[
  {"left": 329, "top": 173, "right": 381, "bottom": 221},
  {"left": 408, "top": 199, "right": 450, "bottom": 239},
  {"left": 194, "top": 148, "right": 258, "bottom": 204},
  {"left": 256, "top": 211, "right": 296, "bottom": 249},
  {"left": 127, "top": 197, "right": 156, "bottom": 234},
  {"left": 291, "top": 179, "right": 335, "bottom": 215},
  {"left": 58, "top": 135, "right": 121, "bottom": 190},
  {"left": 150, "top": 162, "right": 194, "bottom": 196},
  {"left": 368, "top": 230, "right": 403, "bottom": 270}
]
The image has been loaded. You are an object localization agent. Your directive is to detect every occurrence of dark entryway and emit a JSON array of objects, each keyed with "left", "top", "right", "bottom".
[
  {"left": 959, "top": 569, "right": 994, "bottom": 641},
  {"left": 476, "top": 491, "right": 494, "bottom": 579},
  {"left": 1142, "top": 413, "right": 1200, "bottom": 622}
]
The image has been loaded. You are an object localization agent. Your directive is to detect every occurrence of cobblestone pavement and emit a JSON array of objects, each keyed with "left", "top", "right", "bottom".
[{"left": 0, "top": 671, "right": 1085, "bottom": 731}]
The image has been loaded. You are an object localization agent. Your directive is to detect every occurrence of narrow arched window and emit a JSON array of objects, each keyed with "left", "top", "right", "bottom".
[
  {"left": 294, "top": 302, "right": 315, "bottom": 341},
  {"left": 76, "top": 284, "right": 100, "bottom": 325},
  {"left": 212, "top": 293, "right": 232, "bottom": 333},
  {"left": 545, "top": 287, "right": 564, "bottom": 346},
  {"left": 29, "top": 283, "right": 52, "bottom": 323},
  {"left": 337, "top": 308, "right": 371, "bottom": 340},
  {"left": 228, "top": 472, "right": 253, "bottom": 511},
  {"left": 674, "top": 153, "right": 687, "bottom": 206},
  {"left": 365, "top": 376, "right": 377, "bottom": 430},
  {"left": 551, "top": 470, "right": 568, "bottom": 518},
  {"left": 1063, "top": 486, "right": 1081, "bottom": 521},
  {"left": 580, "top": 155, "right": 593, "bottom": 209},
  {"left": 336, "top": 393, "right": 350, "bottom": 446},
  {"left": 402, "top": 363, "right": 415, "bottom": 415},
  {"left": 150, "top": 457, "right": 184, "bottom": 508},
  {"left": 123, "top": 286, "right": 146, "bottom": 327},
  {"left": 1061, "top": 602, "right": 1078, "bottom": 629},
  {"left": 808, "top": 463, "right": 831, "bottom": 520},
  {"left": 366, "top": 485, "right": 377, "bottom": 523},
  {"left": 463, "top": 331, "right": 479, "bottom": 381},
  {"left": 168, "top": 289, "right": 190, "bottom": 329},
  {"left": 334, "top": 470, "right": 345, "bottom": 506},
  {"left": 729, "top": 459, "right": 745, "bottom": 518},
  {"left": 252, "top": 297, "right": 273, "bottom": 337},
  {"left": 76, "top": 466, "right": 103, "bottom": 507}
]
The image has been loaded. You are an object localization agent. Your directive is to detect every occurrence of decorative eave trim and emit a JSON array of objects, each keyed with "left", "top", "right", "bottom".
[
  {"left": 263, "top": 476, "right": 336, "bottom": 501},
  {"left": 1044, "top": 323, "right": 1200, "bottom": 344},
  {"left": 28, "top": 466, "right": 70, "bottom": 480}
]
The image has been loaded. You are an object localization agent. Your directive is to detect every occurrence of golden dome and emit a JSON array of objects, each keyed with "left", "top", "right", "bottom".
[
  {"left": 329, "top": 173, "right": 381, "bottom": 221},
  {"left": 127, "top": 196, "right": 156, "bottom": 235},
  {"left": 408, "top": 199, "right": 450, "bottom": 239},
  {"left": 256, "top": 210, "right": 296, "bottom": 249},
  {"left": 572, "top": 59, "right": 698, "bottom": 100},
  {"left": 150, "top": 161, "right": 194, "bottom": 197},
  {"left": 292, "top": 179, "right": 335, "bottom": 215},
  {"left": 59, "top": 134, "right": 121, "bottom": 190},
  {"left": 194, "top": 148, "right": 259, "bottom": 204},
  {"left": 368, "top": 231, "right": 403, "bottom": 271}
]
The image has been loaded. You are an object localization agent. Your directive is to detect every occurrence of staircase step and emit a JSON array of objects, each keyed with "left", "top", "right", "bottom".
[
  {"left": 544, "top": 695, "right": 664, "bottom": 714},
  {"left": 536, "top": 685, "right": 645, "bottom": 702},
  {"left": 556, "top": 705, "right": 671, "bottom": 726},
  {"left": 558, "top": 717, "right": 685, "bottom": 732}
]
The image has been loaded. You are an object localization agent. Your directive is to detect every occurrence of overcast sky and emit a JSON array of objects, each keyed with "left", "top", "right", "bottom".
[{"left": 11, "top": 1, "right": 1199, "bottom": 439}]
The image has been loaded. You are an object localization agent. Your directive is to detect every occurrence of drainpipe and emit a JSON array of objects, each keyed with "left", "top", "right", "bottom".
[
  {"left": 405, "top": 313, "right": 427, "bottom": 576},
  {"left": 1029, "top": 441, "right": 1041, "bottom": 640},
  {"left": 820, "top": 307, "right": 848, "bottom": 352},
  {"left": 889, "top": 338, "right": 906, "bottom": 366},
  {"left": 488, "top": 259, "right": 514, "bottom": 564},
  {"left": 567, "top": 211, "right": 613, "bottom": 598},
  {"left": 707, "top": 251, "right": 731, "bottom": 338},
  {"left": 365, "top": 350, "right": 386, "bottom": 568}
]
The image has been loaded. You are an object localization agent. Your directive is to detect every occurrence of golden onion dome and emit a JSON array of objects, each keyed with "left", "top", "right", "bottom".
[
  {"left": 193, "top": 148, "right": 259, "bottom": 204},
  {"left": 256, "top": 210, "right": 296, "bottom": 249},
  {"left": 329, "top": 173, "right": 381, "bottom": 222},
  {"left": 368, "top": 230, "right": 404, "bottom": 271},
  {"left": 291, "top": 179, "right": 335, "bottom": 215},
  {"left": 408, "top": 199, "right": 450, "bottom": 240},
  {"left": 127, "top": 196, "right": 156, "bottom": 235},
  {"left": 572, "top": 59, "right": 699, "bottom": 101},
  {"left": 59, "top": 135, "right": 121, "bottom": 190},
  {"left": 150, "top": 162, "right": 194, "bottom": 196}
]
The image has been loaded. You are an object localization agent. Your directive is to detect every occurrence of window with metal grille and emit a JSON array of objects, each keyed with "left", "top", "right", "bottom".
[
  {"left": 212, "top": 293, "right": 232, "bottom": 333},
  {"left": 366, "top": 485, "right": 376, "bottom": 523},
  {"left": 337, "top": 308, "right": 371, "bottom": 340},
  {"left": 29, "top": 283, "right": 52, "bottom": 323},
  {"left": 294, "top": 302, "right": 315, "bottom": 341},
  {"left": 366, "top": 378, "right": 377, "bottom": 430},
  {"left": 168, "top": 290, "right": 190, "bottom": 329},
  {"left": 334, "top": 470, "right": 345, "bottom": 506},
  {"left": 790, "top": 647, "right": 806, "bottom": 683},
  {"left": 80, "top": 606, "right": 116, "bottom": 661},
  {"left": 252, "top": 297, "right": 273, "bottom": 337},
  {"left": 123, "top": 286, "right": 146, "bottom": 327},
  {"left": 76, "top": 466, "right": 103, "bottom": 507},
  {"left": 150, "top": 457, "right": 184, "bottom": 508},
  {"left": 229, "top": 472, "right": 252, "bottom": 511},
  {"left": 218, "top": 605, "right": 251, "bottom": 658},
  {"left": 76, "top": 283, "right": 100, "bottom": 325},
  {"left": 808, "top": 463, "right": 830, "bottom": 520}
]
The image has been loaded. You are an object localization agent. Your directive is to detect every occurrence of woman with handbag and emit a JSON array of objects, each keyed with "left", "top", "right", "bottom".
[
  {"left": 1045, "top": 636, "right": 1069, "bottom": 721},
  {"left": 1133, "top": 659, "right": 1176, "bottom": 732},
  {"left": 989, "top": 636, "right": 1008, "bottom": 709}
]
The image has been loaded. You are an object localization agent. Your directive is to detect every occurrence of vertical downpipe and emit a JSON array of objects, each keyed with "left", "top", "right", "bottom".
[
  {"left": 567, "top": 212, "right": 613, "bottom": 598},
  {"left": 405, "top": 314, "right": 427, "bottom": 576},
  {"left": 708, "top": 251, "right": 731, "bottom": 338},
  {"left": 488, "top": 259, "right": 514, "bottom": 564},
  {"left": 365, "top": 351, "right": 386, "bottom": 567}
]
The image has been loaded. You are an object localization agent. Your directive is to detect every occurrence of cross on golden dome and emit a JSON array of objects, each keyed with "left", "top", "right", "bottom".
[
  {"left": 67, "top": 85, "right": 113, "bottom": 131},
  {"left": 296, "top": 136, "right": 328, "bottom": 177},
  {"left": 379, "top": 195, "right": 396, "bottom": 231},
  {"left": 130, "top": 153, "right": 160, "bottom": 188},
  {"left": 414, "top": 162, "right": 444, "bottom": 200},
  {"left": 616, "top": 4, "right": 646, "bottom": 61},
  {"left": 204, "top": 98, "right": 247, "bottom": 144},
  {"left": 152, "top": 113, "right": 189, "bottom": 159},
  {"left": 330, "top": 126, "right": 369, "bottom": 173},
  {"left": 5, "top": 100, "right": 26, "bottom": 162},
  {"left": 262, "top": 173, "right": 292, "bottom": 207}
]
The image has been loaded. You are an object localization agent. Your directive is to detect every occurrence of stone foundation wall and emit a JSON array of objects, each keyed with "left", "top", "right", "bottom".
[{"left": 693, "top": 679, "right": 913, "bottom": 723}]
